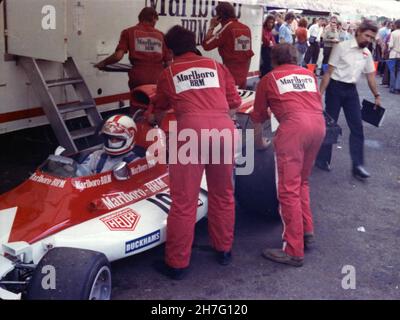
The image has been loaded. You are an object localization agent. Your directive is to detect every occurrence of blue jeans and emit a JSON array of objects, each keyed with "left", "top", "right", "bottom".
[
  {"left": 387, "top": 59, "right": 400, "bottom": 92},
  {"left": 317, "top": 79, "right": 364, "bottom": 167}
]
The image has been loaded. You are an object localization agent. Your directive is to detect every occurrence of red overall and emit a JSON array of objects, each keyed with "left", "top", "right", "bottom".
[
  {"left": 252, "top": 64, "right": 325, "bottom": 258},
  {"left": 202, "top": 18, "right": 254, "bottom": 89},
  {"left": 116, "top": 23, "right": 171, "bottom": 89},
  {"left": 153, "top": 52, "right": 242, "bottom": 268}
]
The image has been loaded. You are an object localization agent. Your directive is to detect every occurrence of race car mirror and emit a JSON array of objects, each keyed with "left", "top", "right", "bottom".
[
  {"left": 54, "top": 146, "right": 66, "bottom": 156},
  {"left": 113, "top": 161, "right": 131, "bottom": 181}
]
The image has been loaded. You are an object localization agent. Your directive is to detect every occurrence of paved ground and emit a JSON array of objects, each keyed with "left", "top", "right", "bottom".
[
  {"left": 0, "top": 76, "right": 399, "bottom": 300},
  {"left": 112, "top": 77, "right": 400, "bottom": 300}
]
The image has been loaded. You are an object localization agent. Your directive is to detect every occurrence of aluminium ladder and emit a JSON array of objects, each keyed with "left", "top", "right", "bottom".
[{"left": 19, "top": 56, "right": 103, "bottom": 154}]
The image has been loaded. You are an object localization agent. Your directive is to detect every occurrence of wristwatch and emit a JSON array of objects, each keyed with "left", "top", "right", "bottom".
[{"left": 374, "top": 93, "right": 380, "bottom": 98}]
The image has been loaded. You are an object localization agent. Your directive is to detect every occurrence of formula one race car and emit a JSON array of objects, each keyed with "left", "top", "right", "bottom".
[{"left": 0, "top": 86, "right": 278, "bottom": 300}]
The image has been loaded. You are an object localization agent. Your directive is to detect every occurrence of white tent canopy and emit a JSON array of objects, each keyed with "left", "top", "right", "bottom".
[{"left": 230, "top": 0, "right": 400, "bottom": 19}]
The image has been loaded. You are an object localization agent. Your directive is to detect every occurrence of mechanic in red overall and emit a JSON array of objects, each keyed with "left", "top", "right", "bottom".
[
  {"left": 151, "top": 26, "right": 242, "bottom": 280},
  {"left": 202, "top": 2, "right": 254, "bottom": 89},
  {"left": 251, "top": 44, "right": 325, "bottom": 267},
  {"left": 95, "top": 7, "right": 171, "bottom": 89}
]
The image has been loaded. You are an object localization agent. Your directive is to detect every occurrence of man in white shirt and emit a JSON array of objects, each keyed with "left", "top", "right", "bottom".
[
  {"left": 315, "top": 20, "right": 381, "bottom": 180},
  {"left": 388, "top": 20, "right": 400, "bottom": 93},
  {"left": 304, "top": 17, "right": 324, "bottom": 67}
]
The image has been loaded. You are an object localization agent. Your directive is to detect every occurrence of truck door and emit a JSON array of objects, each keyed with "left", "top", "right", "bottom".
[{"left": 5, "top": 0, "right": 67, "bottom": 62}]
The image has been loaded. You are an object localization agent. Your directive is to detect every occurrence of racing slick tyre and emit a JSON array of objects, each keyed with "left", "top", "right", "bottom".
[
  {"left": 25, "top": 247, "right": 112, "bottom": 300},
  {"left": 235, "top": 142, "right": 280, "bottom": 219}
]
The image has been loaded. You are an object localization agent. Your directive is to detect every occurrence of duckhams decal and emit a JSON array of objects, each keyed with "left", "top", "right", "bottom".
[{"left": 125, "top": 230, "right": 161, "bottom": 254}]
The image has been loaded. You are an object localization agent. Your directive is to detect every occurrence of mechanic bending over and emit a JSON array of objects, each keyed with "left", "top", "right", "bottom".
[
  {"left": 94, "top": 7, "right": 171, "bottom": 89},
  {"left": 150, "top": 25, "right": 242, "bottom": 280},
  {"left": 77, "top": 115, "right": 140, "bottom": 176},
  {"left": 251, "top": 44, "right": 325, "bottom": 267}
]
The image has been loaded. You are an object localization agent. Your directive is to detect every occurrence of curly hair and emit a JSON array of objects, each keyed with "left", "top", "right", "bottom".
[
  {"left": 138, "top": 7, "right": 158, "bottom": 23},
  {"left": 165, "top": 25, "right": 197, "bottom": 56},
  {"left": 271, "top": 44, "right": 298, "bottom": 66}
]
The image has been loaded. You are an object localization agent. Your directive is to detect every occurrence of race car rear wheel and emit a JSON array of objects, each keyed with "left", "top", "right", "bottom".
[{"left": 25, "top": 247, "right": 112, "bottom": 300}]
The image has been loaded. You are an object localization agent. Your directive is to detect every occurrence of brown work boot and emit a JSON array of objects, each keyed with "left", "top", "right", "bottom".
[
  {"left": 304, "top": 233, "right": 315, "bottom": 250},
  {"left": 262, "top": 248, "right": 304, "bottom": 267}
]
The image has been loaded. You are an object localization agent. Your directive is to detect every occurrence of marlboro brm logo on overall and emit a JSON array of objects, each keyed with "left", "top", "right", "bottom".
[
  {"left": 171, "top": 60, "right": 220, "bottom": 94},
  {"left": 235, "top": 35, "right": 251, "bottom": 51},
  {"left": 135, "top": 31, "right": 163, "bottom": 53},
  {"left": 275, "top": 74, "right": 317, "bottom": 94}
]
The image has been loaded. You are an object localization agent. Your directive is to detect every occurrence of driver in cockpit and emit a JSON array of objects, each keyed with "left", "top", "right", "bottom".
[{"left": 77, "top": 115, "right": 140, "bottom": 176}]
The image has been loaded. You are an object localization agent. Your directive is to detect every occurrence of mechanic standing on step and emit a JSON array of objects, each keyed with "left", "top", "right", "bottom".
[
  {"left": 315, "top": 20, "right": 380, "bottom": 180},
  {"left": 202, "top": 2, "right": 254, "bottom": 89},
  {"left": 94, "top": 7, "right": 171, "bottom": 89},
  {"left": 251, "top": 44, "right": 325, "bottom": 267},
  {"left": 151, "top": 26, "right": 242, "bottom": 280}
]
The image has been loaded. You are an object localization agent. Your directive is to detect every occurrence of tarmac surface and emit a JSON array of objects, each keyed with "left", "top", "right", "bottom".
[{"left": 0, "top": 76, "right": 399, "bottom": 300}]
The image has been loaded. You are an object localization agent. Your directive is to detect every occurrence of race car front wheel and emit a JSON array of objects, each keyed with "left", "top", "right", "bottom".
[{"left": 25, "top": 247, "right": 112, "bottom": 300}]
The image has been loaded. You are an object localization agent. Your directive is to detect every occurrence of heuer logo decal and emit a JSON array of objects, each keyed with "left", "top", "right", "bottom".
[
  {"left": 100, "top": 208, "right": 140, "bottom": 231},
  {"left": 125, "top": 230, "right": 161, "bottom": 254}
]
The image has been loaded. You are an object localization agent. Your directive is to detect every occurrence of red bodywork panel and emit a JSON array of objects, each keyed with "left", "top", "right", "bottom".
[{"left": 0, "top": 154, "right": 168, "bottom": 245}]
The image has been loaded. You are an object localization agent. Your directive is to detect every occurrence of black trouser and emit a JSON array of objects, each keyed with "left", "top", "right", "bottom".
[
  {"left": 304, "top": 42, "right": 320, "bottom": 65},
  {"left": 260, "top": 45, "right": 272, "bottom": 77},
  {"left": 317, "top": 79, "right": 364, "bottom": 167},
  {"left": 322, "top": 46, "right": 333, "bottom": 65}
]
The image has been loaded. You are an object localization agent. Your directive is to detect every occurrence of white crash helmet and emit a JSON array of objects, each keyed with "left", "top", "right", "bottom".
[{"left": 102, "top": 115, "right": 137, "bottom": 156}]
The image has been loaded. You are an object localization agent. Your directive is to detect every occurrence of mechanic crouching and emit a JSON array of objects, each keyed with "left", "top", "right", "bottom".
[
  {"left": 251, "top": 44, "right": 325, "bottom": 267},
  {"left": 77, "top": 115, "right": 139, "bottom": 175},
  {"left": 150, "top": 26, "right": 242, "bottom": 280}
]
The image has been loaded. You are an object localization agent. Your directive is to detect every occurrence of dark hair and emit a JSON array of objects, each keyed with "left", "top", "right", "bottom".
[
  {"left": 395, "top": 19, "right": 400, "bottom": 30},
  {"left": 138, "top": 7, "right": 158, "bottom": 23},
  {"left": 298, "top": 18, "right": 308, "bottom": 28},
  {"left": 284, "top": 12, "right": 295, "bottom": 22},
  {"left": 263, "top": 15, "right": 275, "bottom": 29},
  {"left": 165, "top": 25, "right": 197, "bottom": 56},
  {"left": 271, "top": 44, "right": 298, "bottom": 66},
  {"left": 215, "top": 2, "right": 236, "bottom": 21},
  {"left": 357, "top": 19, "right": 378, "bottom": 34}
]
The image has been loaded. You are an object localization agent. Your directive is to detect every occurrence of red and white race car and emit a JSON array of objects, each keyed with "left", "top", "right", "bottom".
[
  {"left": 0, "top": 118, "right": 210, "bottom": 299},
  {"left": 0, "top": 87, "right": 277, "bottom": 300}
]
